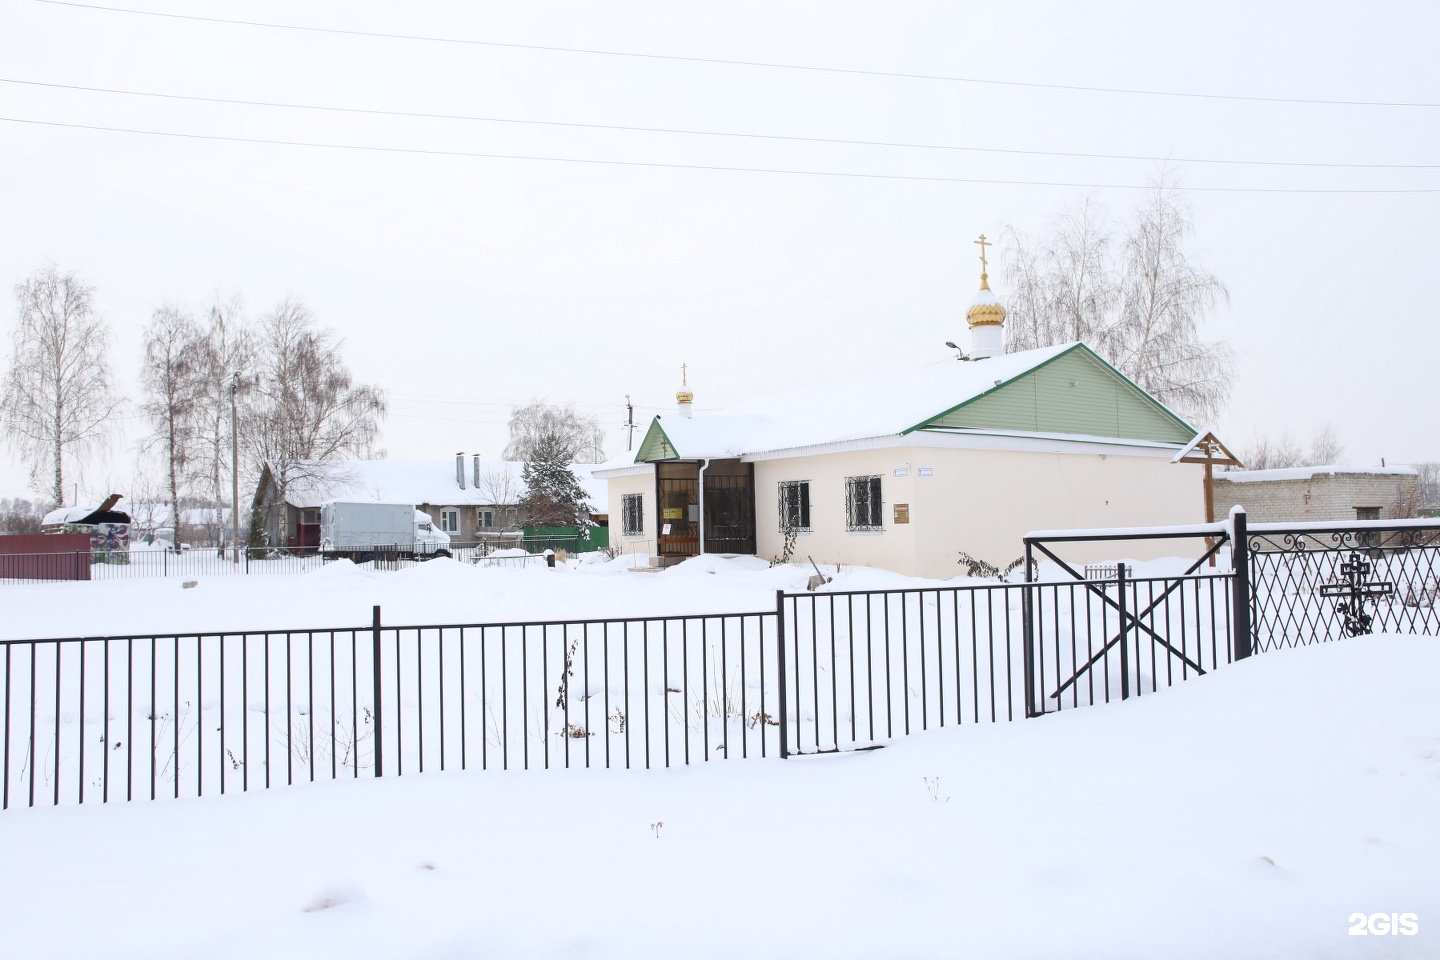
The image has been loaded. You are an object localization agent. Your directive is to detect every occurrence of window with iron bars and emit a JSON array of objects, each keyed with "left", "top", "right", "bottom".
[
  {"left": 778, "top": 480, "right": 811, "bottom": 532},
  {"left": 622, "top": 493, "right": 644, "bottom": 536},
  {"left": 845, "top": 475, "right": 883, "bottom": 531}
]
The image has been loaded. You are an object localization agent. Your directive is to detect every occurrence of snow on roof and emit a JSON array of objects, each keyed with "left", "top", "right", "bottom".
[
  {"left": 1216, "top": 465, "right": 1418, "bottom": 483},
  {"left": 646, "top": 342, "right": 1078, "bottom": 459},
  {"left": 278, "top": 459, "right": 610, "bottom": 515},
  {"left": 279, "top": 460, "right": 521, "bottom": 509},
  {"left": 41, "top": 504, "right": 102, "bottom": 526}
]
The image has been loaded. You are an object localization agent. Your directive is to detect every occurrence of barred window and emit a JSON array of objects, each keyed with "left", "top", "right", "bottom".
[
  {"left": 778, "top": 480, "right": 811, "bottom": 532},
  {"left": 845, "top": 475, "right": 883, "bottom": 532},
  {"left": 622, "top": 493, "right": 644, "bottom": 536}
]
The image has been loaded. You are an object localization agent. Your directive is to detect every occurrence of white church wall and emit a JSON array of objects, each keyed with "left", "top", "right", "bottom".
[
  {"left": 908, "top": 446, "right": 1207, "bottom": 575},
  {"left": 753, "top": 451, "right": 920, "bottom": 574},
  {"left": 606, "top": 469, "right": 655, "bottom": 558},
  {"left": 754, "top": 444, "right": 1207, "bottom": 577}
]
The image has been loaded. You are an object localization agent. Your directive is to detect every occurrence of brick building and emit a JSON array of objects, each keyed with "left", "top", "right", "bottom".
[{"left": 1211, "top": 466, "right": 1419, "bottom": 523}]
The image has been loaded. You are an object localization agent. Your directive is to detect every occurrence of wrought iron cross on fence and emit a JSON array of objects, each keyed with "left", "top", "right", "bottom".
[{"left": 1318, "top": 551, "right": 1395, "bottom": 636}]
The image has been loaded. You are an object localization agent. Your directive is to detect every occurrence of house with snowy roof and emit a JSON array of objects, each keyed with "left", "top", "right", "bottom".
[
  {"left": 595, "top": 243, "right": 1213, "bottom": 577},
  {"left": 252, "top": 455, "right": 608, "bottom": 551}
]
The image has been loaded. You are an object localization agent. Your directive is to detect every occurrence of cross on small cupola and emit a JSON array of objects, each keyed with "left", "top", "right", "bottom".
[
  {"left": 965, "top": 232, "right": 1006, "bottom": 359},
  {"left": 675, "top": 362, "right": 694, "bottom": 418}
]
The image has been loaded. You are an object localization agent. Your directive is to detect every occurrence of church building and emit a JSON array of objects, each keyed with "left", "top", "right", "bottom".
[{"left": 595, "top": 238, "right": 1212, "bottom": 577}]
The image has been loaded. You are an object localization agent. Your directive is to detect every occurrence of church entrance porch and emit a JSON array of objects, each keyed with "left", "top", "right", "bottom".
[{"left": 654, "top": 460, "right": 755, "bottom": 562}]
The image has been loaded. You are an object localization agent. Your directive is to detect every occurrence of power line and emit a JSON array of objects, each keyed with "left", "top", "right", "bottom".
[
  {"left": 5, "top": 115, "right": 1438, "bottom": 194},
  {"left": 33, "top": 0, "right": 1440, "bottom": 110},
  {"left": 4, "top": 77, "right": 1434, "bottom": 171}
]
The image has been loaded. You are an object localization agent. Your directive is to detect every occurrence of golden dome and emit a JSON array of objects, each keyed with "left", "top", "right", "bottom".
[
  {"left": 676, "top": 388, "right": 694, "bottom": 404},
  {"left": 966, "top": 273, "right": 1007, "bottom": 328}
]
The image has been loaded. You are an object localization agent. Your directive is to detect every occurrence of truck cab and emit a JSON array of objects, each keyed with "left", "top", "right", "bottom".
[{"left": 414, "top": 510, "right": 452, "bottom": 556}]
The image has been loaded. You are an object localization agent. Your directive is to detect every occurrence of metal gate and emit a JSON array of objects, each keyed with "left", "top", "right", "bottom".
[{"left": 775, "top": 512, "right": 1440, "bottom": 757}]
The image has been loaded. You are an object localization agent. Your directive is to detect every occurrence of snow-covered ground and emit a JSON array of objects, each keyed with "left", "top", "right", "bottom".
[{"left": 0, "top": 559, "right": 1436, "bottom": 957}]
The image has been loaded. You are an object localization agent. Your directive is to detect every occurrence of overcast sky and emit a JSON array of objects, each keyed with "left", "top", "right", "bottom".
[{"left": 2, "top": 0, "right": 1437, "bottom": 504}]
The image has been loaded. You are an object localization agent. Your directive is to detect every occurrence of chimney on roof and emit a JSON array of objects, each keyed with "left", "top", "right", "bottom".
[
  {"left": 473, "top": 454, "right": 480, "bottom": 489},
  {"left": 456, "top": 452, "right": 465, "bottom": 490}
]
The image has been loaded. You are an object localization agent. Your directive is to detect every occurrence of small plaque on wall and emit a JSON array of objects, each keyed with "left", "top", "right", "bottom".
[
  {"left": 662, "top": 507, "right": 684, "bottom": 520},
  {"left": 894, "top": 503, "right": 910, "bottom": 524}
]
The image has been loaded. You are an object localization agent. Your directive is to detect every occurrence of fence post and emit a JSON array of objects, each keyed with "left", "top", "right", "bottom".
[
  {"left": 372, "top": 605, "right": 384, "bottom": 777},
  {"left": 1232, "top": 509, "right": 1253, "bottom": 660},
  {"left": 1117, "top": 562, "right": 1130, "bottom": 700},
  {"left": 1022, "top": 540, "right": 1036, "bottom": 718},
  {"left": 775, "top": 589, "right": 788, "bottom": 760}
]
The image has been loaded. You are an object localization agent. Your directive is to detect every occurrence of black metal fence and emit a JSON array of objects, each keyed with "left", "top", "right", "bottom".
[
  {"left": 1020, "top": 513, "right": 1440, "bottom": 714},
  {"left": 5, "top": 511, "right": 1438, "bottom": 809},
  {"left": 778, "top": 584, "right": 1028, "bottom": 755},
  {"left": 1246, "top": 522, "right": 1440, "bottom": 650},
  {"left": 0, "top": 607, "right": 780, "bottom": 809}
]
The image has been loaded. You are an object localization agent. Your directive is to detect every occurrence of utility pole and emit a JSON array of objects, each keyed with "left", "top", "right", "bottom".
[
  {"left": 624, "top": 394, "right": 636, "bottom": 451},
  {"left": 230, "top": 372, "right": 240, "bottom": 563}
]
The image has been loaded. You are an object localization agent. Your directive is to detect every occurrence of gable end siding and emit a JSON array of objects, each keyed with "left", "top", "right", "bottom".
[
  {"left": 635, "top": 420, "right": 679, "bottom": 462},
  {"left": 918, "top": 349, "right": 1193, "bottom": 443}
]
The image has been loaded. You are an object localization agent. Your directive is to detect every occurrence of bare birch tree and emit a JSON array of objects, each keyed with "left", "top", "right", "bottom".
[
  {"left": 502, "top": 400, "right": 607, "bottom": 463},
  {"left": 1001, "top": 183, "right": 1232, "bottom": 424},
  {"left": 1307, "top": 424, "right": 1345, "bottom": 466},
  {"left": 1002, "top": 198, "right": 1116, "bottom": 354},
  {"left": 1112, "top": 186, "right": 1232, "bottom": 422},
  {"left": 190, "top": 294, "right": 257, "bottom": 542},
  {"left": 1239, "top": 424, "right": 1346, "bottom": 470},
  {"left": 0, "top": 266, "right": 123, "bottom": 506},
  {"left": 139, "top": 304, "right": 205, "bottom": 516},
  {"left": 245, "top": 297, "right": 386, "bottom": 524}
]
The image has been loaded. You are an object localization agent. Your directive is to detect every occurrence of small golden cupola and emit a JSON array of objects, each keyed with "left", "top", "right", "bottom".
[
  {"left": 676, "top": 363, "right": 693, "bottom": 418},
  {"left": 966, "top": 233, "right": 1006, "bottom": 359}
]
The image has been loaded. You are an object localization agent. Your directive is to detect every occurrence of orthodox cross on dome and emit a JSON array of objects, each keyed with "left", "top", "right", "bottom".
[
  {"left": 974, "top": 234, "right": 991, "bottom": 276},
  {"left": 675, "top": 361, "right": 694, "bottom": 412}
]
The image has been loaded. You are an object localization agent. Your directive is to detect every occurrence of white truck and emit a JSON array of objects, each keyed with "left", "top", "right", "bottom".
[{"left": 319, "top": 501, "right": 452, "bottom": 562}]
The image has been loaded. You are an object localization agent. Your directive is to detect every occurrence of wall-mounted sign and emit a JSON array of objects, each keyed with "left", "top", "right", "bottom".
[
  {"left": 893, "top": 467, "right": 909, "bottom": 478},
  {"left": 917, "top": 467, "right": 933, "bottom": 477},
  {"left": 894, "top": 503, "right": 910, "bottom": 524},
  {"left": 662, "top": 507, "right": 684, "bottom": 520},
  {"left": 661, "top": 523, "right": 672, "bottom": 536}
]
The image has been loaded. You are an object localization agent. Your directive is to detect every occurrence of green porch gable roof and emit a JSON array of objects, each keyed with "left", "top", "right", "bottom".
[
  {"left": 905, "top": 343, "right": 1196, "bottom": 444},
  {"left": 635, "top": 419, "right": 680, "bottom": 461}
]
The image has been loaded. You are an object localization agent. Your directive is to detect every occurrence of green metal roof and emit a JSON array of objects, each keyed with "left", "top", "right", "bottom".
[
  {"left": 906, "top": 343, "right": 1196, "bottom": 444},
  {"left": 635, "top": 419, "right": 680, "bottom": 461}
]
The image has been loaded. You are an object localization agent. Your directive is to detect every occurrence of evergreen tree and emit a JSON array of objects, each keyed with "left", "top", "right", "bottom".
[{"left": 520, "top": 434, "right": 593, "bottom": 529}]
